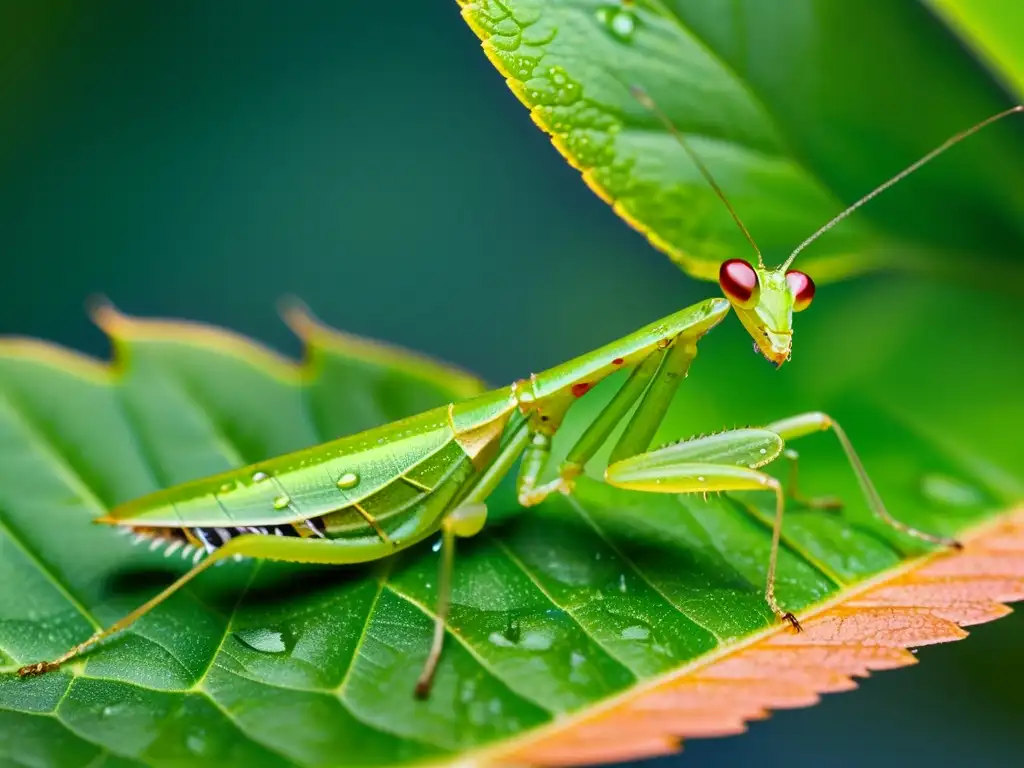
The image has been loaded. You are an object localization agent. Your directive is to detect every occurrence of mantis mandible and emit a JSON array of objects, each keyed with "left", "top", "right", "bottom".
[{"left": 18, "top": 95, "right": 1022, "bottom": 699}]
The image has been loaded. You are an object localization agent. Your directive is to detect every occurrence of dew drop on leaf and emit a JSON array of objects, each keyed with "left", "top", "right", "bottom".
[
  {"left": 336, "top": 471, "right": 359, "bottom": 490},
  {"left": 234, "top": 627, "right": 288, "bottom": 654},
  {"left": 520, "top": 629, "right": 554, "bottom": 651},
  {"left": 621, "top": 624, "right": 651, "bottom": 641},
  {"left": 595, "top": 3, "right": 638, "bottom": 43},
  {"left": 186, "top": 732, "right": 208, "bottom": 755},
  {"left": 569, "top": 650, "right": 592, "bottom": 685},
  {"left": 487, "top": 631, "right": 516, "bottom": 649},
  {"left": 919, "top": 473, "right": 987, "bottom": 508}
]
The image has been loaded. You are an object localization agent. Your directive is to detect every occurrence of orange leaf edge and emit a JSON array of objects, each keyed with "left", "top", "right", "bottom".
[{"left": 451, "top": 505, "right": 1024, "bottom": 767}]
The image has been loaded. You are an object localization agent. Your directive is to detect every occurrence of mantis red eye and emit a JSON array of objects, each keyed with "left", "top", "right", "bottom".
[
  {"left": 786, "top": 270, "right": 815, "bottom": 312},
  {"left": 719, "top": 259, "right": 758, "bottom": 307}
]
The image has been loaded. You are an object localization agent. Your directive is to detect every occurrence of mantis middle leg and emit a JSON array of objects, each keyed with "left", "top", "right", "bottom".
[{"left": 766, "top": 412, "right": 961, "bottom": 549}]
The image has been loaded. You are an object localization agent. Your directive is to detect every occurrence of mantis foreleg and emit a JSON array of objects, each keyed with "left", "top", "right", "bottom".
[
  {"left": 517, "top": 339, "right": 694, "bottom": 506},
  {"left": 604, "top": 434, "right": 800, "bottom": 628},
  {"left": 601, "top": 411, "right": 962, "bottom": 630}
]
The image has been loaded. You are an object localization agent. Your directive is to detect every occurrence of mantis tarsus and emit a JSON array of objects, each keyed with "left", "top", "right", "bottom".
[{"left": 17, "top": 96, "right": 1022, "bottom": 699}]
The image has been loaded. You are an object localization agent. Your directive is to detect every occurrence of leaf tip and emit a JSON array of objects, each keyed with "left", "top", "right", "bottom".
[{"left": 86, "top": 293, "right": 124, "bottom": 333}]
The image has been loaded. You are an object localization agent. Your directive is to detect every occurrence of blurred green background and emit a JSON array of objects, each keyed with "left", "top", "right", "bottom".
[{"left": 1, "top": 1, "right": 1022, "bottom": 766}]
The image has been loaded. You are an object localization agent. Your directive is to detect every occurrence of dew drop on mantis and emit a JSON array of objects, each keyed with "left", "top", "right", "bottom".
[{"left": 18, "top": 96, "right": 1022, "bottom": 699}]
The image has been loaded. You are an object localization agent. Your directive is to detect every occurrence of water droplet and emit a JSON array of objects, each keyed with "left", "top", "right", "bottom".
[
  {"left": 920, "top": 474, "right": 987, "bottom": 508},
  {"left": 186, "top": 732, "right": 208, "bottom": 755},
  {"left": 596, "top": 4, "right": 638, "bottom": 42},
  {"left": 272, "top": 495, "right": 291, "bottom": 510},
  {"left": 432, "top": 537, "right": 443, "bottom": 553},
  {"left": 697, "top": 476, "right": 705, "bottom": 483},
  {"left": 101, "top": 703, "right": 124, "bottom": 718},
  {"left": 336, "top": 471, "right": 359, "bottom": 490},
  {"left": 621, "top": 624, "right": 651, "bottom": 641},
  {"left": 488, "top": 631, "right": 516, "bottom": 648},
  {"left": 520, "top": 629, "right": 554, "bottom": 651},
  {"left": 234, "top": 627, "right": 288, "bottom": 654},
  {"left": 570, "top": 651, "right": 586, "bottom": 667},
  {"left": 618, "top": 573, "right": 628, "bottom": 593},
  {"left": 219, "top": 482, "right": 234, "bottom": 494},
  {"left": 251, "top": 471, "right": 269, "bottom": 483}
]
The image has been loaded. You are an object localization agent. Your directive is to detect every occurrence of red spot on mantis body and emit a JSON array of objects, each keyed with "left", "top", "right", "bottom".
[
  {"left": 612, "top": 357, "right": 624, "bottom": 366},
  {"left": 572, "top": 382, "right": 592, "bottom": 398}
]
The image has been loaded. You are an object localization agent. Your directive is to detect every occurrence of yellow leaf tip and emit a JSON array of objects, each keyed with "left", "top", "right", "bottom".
[
  {"left": 86, "top": 294, "right": 124, "bottom": 333},
  {"left": 277, "top": 295, "right": 318, "bottom": 340}
]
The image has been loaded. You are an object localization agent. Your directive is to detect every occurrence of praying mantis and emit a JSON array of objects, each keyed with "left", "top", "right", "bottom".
[{"left": 17, "top": 94, "right": 1022, "bottom": 700}]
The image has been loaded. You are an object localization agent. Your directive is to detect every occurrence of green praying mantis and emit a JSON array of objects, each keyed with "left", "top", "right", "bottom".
[{"left": 17, "top": 93, "right": 1023, "bottom": 699}]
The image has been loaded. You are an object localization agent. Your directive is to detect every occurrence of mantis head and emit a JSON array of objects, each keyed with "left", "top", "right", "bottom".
[
  {"left": 718, "top": 259, "right": 815, "bottom": 368},
  {"left": 630, "top": 84, "right": 1021, "bottom": 368}
]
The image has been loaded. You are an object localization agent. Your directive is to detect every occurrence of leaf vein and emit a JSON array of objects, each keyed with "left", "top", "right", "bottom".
[
  {"left": 565, "top": 494, "right": 725, "bottom": 644},
  {"left": 382, "top": 583, "right": 557, "bottom": 715}
]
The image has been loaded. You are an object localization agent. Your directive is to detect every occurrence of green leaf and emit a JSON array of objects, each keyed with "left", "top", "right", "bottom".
[
  {"left": 927, "top": 0, "right": 1024, "bottom": 100},
  {"left": 2, "top": 276, "right": 1023, "bottom": 766},
  {"left": 458, "top": 0, "right": 1024, "bottom": 283}
]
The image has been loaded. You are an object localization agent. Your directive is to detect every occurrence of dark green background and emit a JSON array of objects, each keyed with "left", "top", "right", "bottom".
[{"left": 1, "top": 2, "right": 1021, "bottom": 766}]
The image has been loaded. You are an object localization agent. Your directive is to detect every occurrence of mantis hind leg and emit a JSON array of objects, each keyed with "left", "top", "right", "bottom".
[
  {"left": 17, "top": 533, "right": 401, "bottom": 678},
  {"left": 766, "top": 412, "right": 961, "bottom": 549},
  {"left": 605, "top": 429, "right": 801, "bottom": 630},
  {"left": 18, "top": 542, "right": 234, "bottom": 677}
]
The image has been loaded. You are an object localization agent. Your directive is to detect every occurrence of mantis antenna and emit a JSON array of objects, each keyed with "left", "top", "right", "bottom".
[
  {"left": 630, "top": 85, "right": 1022, "bottom": 272},
  {"left": 630, "top": 85, "right": 764, "bottom": 267},
  {"left": 783, "top": 104, "right": 1024, "bottom": 269}
]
